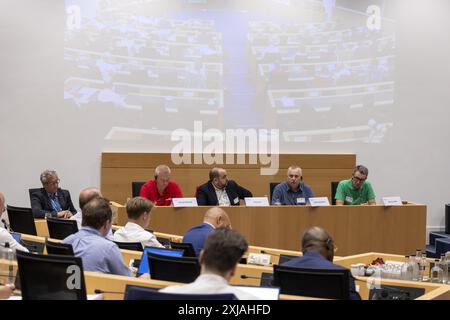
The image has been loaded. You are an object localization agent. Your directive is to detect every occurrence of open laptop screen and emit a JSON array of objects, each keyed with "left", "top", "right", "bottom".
[{"left": 137, "top": 247, "right": 184, "bottom": 275}]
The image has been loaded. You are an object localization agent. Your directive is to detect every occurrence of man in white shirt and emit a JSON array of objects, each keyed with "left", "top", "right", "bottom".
[
  {"left": 113, "top": 197, "right": 163, "bottom": 249},
  {"left": 160, "top": 228, "right": 258, "bottom": 300},
  {"left": 70, "top": 188, "right": 113, "bottom": 240},
  {"left": 0, "top": 193, "right": 28, "bottom": 253}
]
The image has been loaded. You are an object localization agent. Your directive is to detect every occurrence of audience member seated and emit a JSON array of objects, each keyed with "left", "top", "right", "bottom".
[
  {"left": 0, "top": 285, "right": 14, "bottom": 299},
  {"left": 183, "top": 207, "right": 231, "bottom": 256},
  {"left": 160, "top": 228, "right": 257, "bottom": 299},
  {"left": 113, "top": 197, "right": 163, "bottom": 249},
  {"left": 31, "top": 170, "right": 77, "bottom": 218},
  {"left": 70, "top": 187, "right": 113, "bottom": 240},
  {"left": 271, "top": 165, "right": 314, "bottom": 205},
  {"left": 335, "top": 165, "right": 376, "bottom": 205},
  {"left": 281, "top": 226, "right": 361, "bottom": 300},
  {"left": 0, "top": 193, "right": 28, "bottom": 252},
  {"left": 196, "top": 168, "right": 252, "bottom": 206},
  {"left": 62, "top": 197, "right": 132, "bottom": 276},
  {"left": 140, "top": 165, "right": 183, "bottom": 206}
]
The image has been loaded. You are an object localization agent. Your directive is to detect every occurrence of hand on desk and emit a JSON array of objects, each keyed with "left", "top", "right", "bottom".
[{"left": 57, "top": 210, "right": 73, "bottom": 219}]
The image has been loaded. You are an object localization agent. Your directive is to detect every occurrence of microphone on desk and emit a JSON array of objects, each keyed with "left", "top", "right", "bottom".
[
  {"left": 240, "top": 275, "right": 262, "bottom": 280},
  {"left": 94, "top": 289, "right": 124, "bottom": 295},
  {"left": 260, "top": 250, "right": 280, "bottom": 257}
]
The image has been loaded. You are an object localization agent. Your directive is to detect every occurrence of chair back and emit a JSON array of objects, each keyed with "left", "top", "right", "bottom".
[
  {"left": 16, "top": 250, "right": 87, "bottom": 300},
  {"left": 331, "top": 181, "right": 340, "bottom": 205},
  {"left": 170, "top": 241, "right": 197, "bottom": 257},
  {"left": 46, "top": 217, "right": 79, "bottom": 240},
  {"left": 45, "top": 239, "right": 75, "bottom": 256},
  {"left": 148, "top": 252, "right": 200, "bottom": 283},
  {"left": 131, "top": 181, "right": 146, "bottom": 198},
  {"left": 269, "top": 182, "right": 281, "bottom": 203},
  {"left": 6, "top": 205, "right": 37, "bottom": 235},
  {"left": 273, "top": 264, "right": 350, "bottom": 299},
  {"left": 113, "top": 241, "right": 143, "bottom": 252}
]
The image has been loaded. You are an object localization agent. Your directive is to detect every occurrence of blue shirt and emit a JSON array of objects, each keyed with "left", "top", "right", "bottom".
[
  {"left": 271, "top": 182, "right": 314, "bottom": 205},
  {"left": 183, "top": 223, "right": 215, "bottom": 256},
  {"left": 62, "top": 227, "right": 132, "bottom": 277}
]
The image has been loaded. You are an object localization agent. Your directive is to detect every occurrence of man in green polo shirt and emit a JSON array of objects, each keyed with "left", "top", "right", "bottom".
[{"left": 335, "top": 165, "right": 376, "bottom": 205}]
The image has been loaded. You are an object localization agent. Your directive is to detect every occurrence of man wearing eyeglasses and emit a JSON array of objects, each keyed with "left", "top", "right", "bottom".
[
  {"left": 335, "top": 165, "right": 376, "bottom": 205},
  {"left": 31, "top": 169, "right": 77, "bottom": 218}
]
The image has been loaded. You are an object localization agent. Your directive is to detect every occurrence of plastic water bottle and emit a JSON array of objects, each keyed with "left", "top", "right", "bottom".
[
  {"left": 401, "top": 255, "right": 413, "bottom": 280},
  {"left": 1, "top": 242, "right": 15, "bottom": 285},
  {"left": 409, "top": 255, "right": 420, "bottom": 281},
  {"left": 430, "top": 259, "right": 443, "bottom": 283},
  {"left": 439, "top": 254, "right": 448, "bottom": 284}
]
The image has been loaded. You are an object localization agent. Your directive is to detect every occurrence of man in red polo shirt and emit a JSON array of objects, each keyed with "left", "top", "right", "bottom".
[{"left": 139, "top": 165, "right": 183, "bottom": 206}]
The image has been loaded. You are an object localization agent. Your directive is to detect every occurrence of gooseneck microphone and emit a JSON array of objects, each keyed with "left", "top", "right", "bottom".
[
  {"left": 240, "top": 275, "right": 262, "bottom": 280},
  {"left": 260, "top": 250, "right": 280, "bottom": 257},
  {"left": 94, "top": 289, "right": 124, "bottom": 295}
]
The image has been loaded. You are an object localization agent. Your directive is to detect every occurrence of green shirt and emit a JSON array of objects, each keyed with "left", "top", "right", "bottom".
[{"left": 335, "top": 179, "right": 376, "bottom": 205}]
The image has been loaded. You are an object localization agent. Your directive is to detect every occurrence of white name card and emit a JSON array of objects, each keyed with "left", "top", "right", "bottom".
[
  {"left": 309, "top": 197, "right": 330, "bottom": 207},
  {"left": 172, "top": 198, "right": 198, "bottom": 207},
  {"left": 244, "top": 197, "right": 270, "bottom": 207},
  {"left": 382, "top": 196, "right": 402, "bottom": 206}
]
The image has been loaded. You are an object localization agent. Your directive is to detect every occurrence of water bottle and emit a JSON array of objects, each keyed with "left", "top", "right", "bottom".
[
  {"left": 419, "top": 252, "right": 428, "bottom": 282},
  {"left": 445, "top": 252, "right": 450, "bottom": 284},
  {"left": 410, "top": 255, "right": 420, "bottom": 281},
  {"left": 401, "top": 255, "right": 413, "bottom": 280},
  {"left": 430, "top": 259, "right": 443, "bottom": 283},
  {"left": 440, "top": 254, "right": 448, "bottom": 284},
  {"left": 1, "top": 242, "right": 15, "bottom": 285}
]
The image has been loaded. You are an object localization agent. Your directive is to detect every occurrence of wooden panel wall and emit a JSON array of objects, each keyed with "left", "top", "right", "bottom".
[{"left": 101, "top": 153, "right": 356, "bottom": 204}]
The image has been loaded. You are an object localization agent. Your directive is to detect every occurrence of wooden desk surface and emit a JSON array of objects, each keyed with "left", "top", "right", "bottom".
[{"left": 112, "top": 204, "right": 426, "bottom": 256}]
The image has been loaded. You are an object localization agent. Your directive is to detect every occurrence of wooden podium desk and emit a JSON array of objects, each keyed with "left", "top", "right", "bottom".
[{"left": 112, "top": 204, "right": 426, "bottom": 256}]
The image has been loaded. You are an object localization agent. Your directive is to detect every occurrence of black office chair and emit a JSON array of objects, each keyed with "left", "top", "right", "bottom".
[
  {"left": 16, "top": 250, "right": 87, "bottom": 300},
  {"left": 269, "top": 182, "right": 281, "bottom": 203},
  {"left": 113, "top": 241, "right": 143, "bottom": 252},
  {"left": 331, "top": 181, "right": 340, "bottom": 205},
  {"left": 124, "top": 285, "right": 236, "bottom": 300},
  {"left": 28, "top": 188, "right": 41, "bottom": 202},
  {"left": 6, "top": 205, "right": 37, "bottom": 235},
  {"left": 148, "top": 252, "right": 200, "bottom": 283},
  {"left": 131, "top": 181, "right": 146, "bottom": 197},
  {"left": 170, "top": 241, "right": 197, "bottom": 257},
  {"left": 45, "top": 238, "right": 75, "bottom": 256},
  {"left": 46, "top": 217, "right": 79, "bottom": 240},
  {"left": 273, "top": 265, "right": 350, "bottom": 299},
  {"left": 156, "top": 237, "right": 171, "bottom": 247}
]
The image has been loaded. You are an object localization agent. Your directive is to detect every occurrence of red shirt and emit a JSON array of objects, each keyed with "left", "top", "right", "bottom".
[{"left": 139, "top": 180, "right": 183, "bottom": 206}]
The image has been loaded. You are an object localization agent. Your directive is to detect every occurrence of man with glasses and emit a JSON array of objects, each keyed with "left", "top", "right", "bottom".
[
  {"left": 31, "top": 169, "right": 77, "bottom": 218},
  {"left": 335, "top": 165, "right": 376, "bottom": 205}
]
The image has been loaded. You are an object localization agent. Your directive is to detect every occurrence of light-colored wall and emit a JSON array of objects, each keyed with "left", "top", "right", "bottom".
[{"left": 0, "top": 0, "right": 449, "bottom": 232}]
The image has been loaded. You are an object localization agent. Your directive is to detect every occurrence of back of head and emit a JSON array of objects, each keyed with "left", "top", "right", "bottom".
[
  {"left": 81, "top": 197, "right": 112, "bottom": 230},
  {"left": 301, "top": 226, "right": 335, "bottom": 261},
  {"left": 202, "top": 228, "right": 248, "bottom": 275},
  {"left": 78, "top": 188, "right": 102, "bottom": 210},
  {"left": 203, "top": 207, "right": 231, "bottom": 228},
  {"left": 126, "top": 197, "right": 154, "bottom": 219}
]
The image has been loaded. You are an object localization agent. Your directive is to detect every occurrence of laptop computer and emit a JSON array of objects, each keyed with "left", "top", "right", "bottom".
[{"left": 137, "top": 247, "right": 184, "bottom": 275}]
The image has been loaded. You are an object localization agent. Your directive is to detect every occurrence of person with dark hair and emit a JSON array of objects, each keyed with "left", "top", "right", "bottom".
[
  {"left": 335, "top": 165, "right": 376, "bottom": 205},
  {"left": 113, "top": 197, "right": 163, "bottom": 248},
  {"left": 196, "top": 168, "right": 252, "bottom": 206},
  {"left": 281, "top": 226, "right": 361, "bottom": 300},
  {"left": 183, "top": 207, "right": 231, "bottom": 255},
  {"left": 62, "top": 197, "right": 132, "bottom": 276},
  {"left": 139, "top": 165, "right": 183, "bottom": 206},
  {"left": 31, "top": 169, "right": 77, "bottom": 218},
  {"left": 160, "top": 228, "right": 257, "bottom": 299}
]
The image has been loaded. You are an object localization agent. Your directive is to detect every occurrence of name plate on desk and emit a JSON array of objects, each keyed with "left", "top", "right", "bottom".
[
  {"left": 172, "top": 198, "right": 198, "bottom": 207},
  {"left": 244, "top": 197, "right": 270, "bottom": 207},
  {"left": 382, "top": 196, "right": 402, "bottom": 206},
  {"left": 309, "top": 197, "right": 330, "bottom": 207}
]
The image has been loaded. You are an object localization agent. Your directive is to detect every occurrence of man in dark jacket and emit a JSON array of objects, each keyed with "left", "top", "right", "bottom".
[
  {"left": 31, "top": 169, "right": 77, "bottom": 218},
  {"left": 196, "top": 168, "right": 252, "bottom": 206}
]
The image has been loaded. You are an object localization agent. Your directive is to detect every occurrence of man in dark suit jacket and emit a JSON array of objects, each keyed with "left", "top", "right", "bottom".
[
  {"left": 196, "top": 168, "right": 252, "bottom": 206},
  {"left": 281, "top": 226, "right": 361, "bottom": 300},
  {"left": 183, "top": 207, "right": 231, "bottom": 256},
  {"left": 31, "top": 170, "right": 77, "bottom": 219}
]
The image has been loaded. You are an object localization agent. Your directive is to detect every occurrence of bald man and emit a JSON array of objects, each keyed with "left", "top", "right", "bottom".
[
  {"left": 182, "top": 207, "right": 231, "bottom": 256},
  {"left": 281, "top": 226, "right": 361, "bottom": 300}
]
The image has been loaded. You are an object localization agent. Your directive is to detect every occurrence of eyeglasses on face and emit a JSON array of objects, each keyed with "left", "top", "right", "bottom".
[
  {"left": 45, "top": 179, "right": 60, "bottom": 186},
  {"left": 352, "top": 176, "right": 366, "bottom": 183}
]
